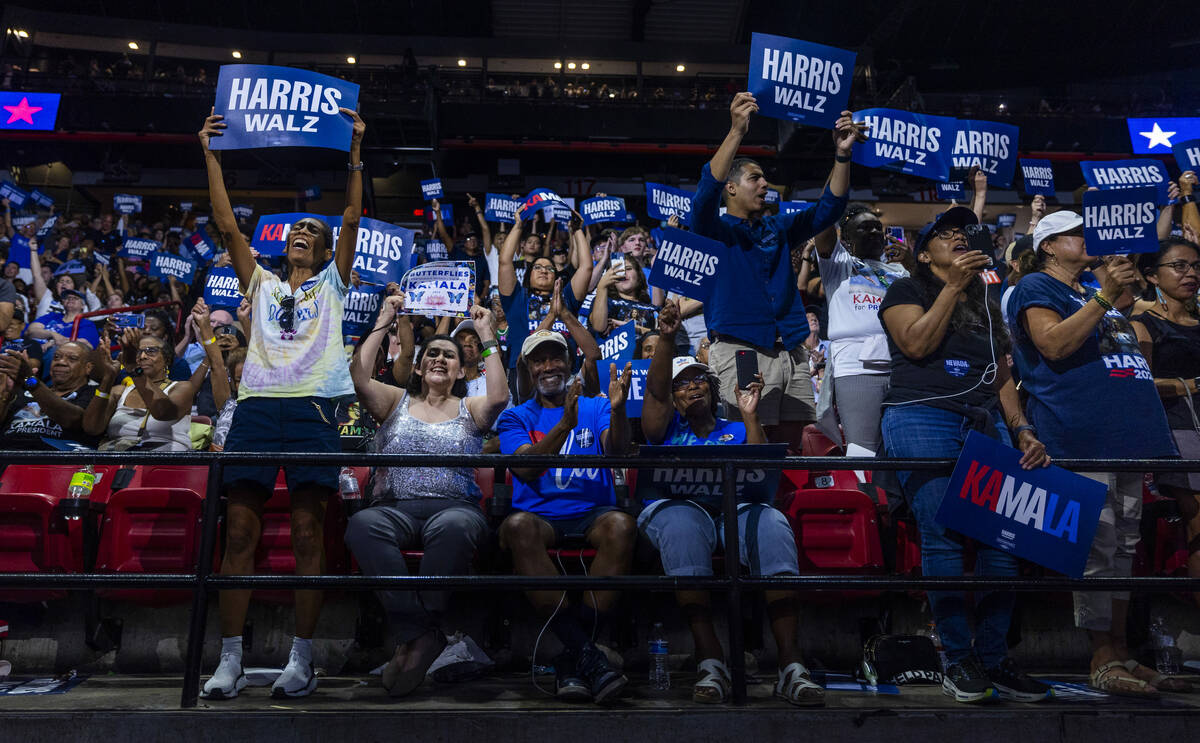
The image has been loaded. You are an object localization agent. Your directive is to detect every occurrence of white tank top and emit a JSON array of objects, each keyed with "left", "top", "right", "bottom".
[{"left": 106, "top": 381, "right": 192, "bottom": 451}]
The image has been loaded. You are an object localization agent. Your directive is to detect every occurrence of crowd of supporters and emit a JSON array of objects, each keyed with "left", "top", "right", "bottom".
[{"left": 2, "top": 92, "right": 1200, "bottom": 706}]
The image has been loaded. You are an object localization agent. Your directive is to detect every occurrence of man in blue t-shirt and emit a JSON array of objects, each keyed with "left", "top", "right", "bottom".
[
  {"left": 497, "top": 329, "right": 634, "bottom": 704},
  {"left": 27, "top": 289, "right": 100, "bottom": 363}
]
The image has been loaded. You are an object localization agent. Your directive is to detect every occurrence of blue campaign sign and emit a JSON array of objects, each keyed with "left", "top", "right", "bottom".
[
  {"left": 327, "top": 215, "right": 415, "bottom": 286},
  {"left": 851, "top": 108, "right": 956, "bottom": 182},
  {"left": 1020, "top": 158, "right": 1056, "bottom": 196},
  {"left": 180, "top": 201, "right": 194, "bottom": 212},
  {"left": 515, "top": 188, "right": 567, "bottom": 221},
  {"left": 936, "top": 431, "right": 1106, "bottom": 578},
  {"left": 747, "top": 33, "right": 855, "bottom": 129},
  {"left": 425, "top": 204, "right": 454, "bottom": 225},
  {"left": 250, "top": 212, "right": 319, "bottom": 257},
  {"left": 0, "top": 92, "right": 61, "bottom": 131},
  {"left": 0, "top": 182, "right": 29, "bottom": 208},
  {"left": 951, "top": 119, "right": 1019, "bottom": 188},
  {"left": 118, "top": 236, "right": 161, "bottom": 261},
  {"left": 779, "top": 200, "right": 810, "bottom": 215},
  {"left": 604, "top": 359, "right": 651, "bottom": 418},
  {"left": 300, "top": 186, "right": 321, "bottom": 201},
  {"left": 1126, "top": 117, "right": 1200, "bottom": 154},
  {"left": 150, "top": 252, "right": 197, "bottom": 283},
  {"left": 1082, "top": 187, "right": 1159, "bottom": 255},
  {"left": 936, "top": 182, "right": 965, "bottom": 200},
  {"left": 184, "top": 230, "right": 217, "bottom": 264},
  {"left": 581, "top": 196, "right": 629, "bottom": 226},
  {"left": 1080, "top": 159, "right": 1171, "bottom": 206},
  {"left": 7, "top": 234, "right": 37, "bottom": 268},
  {"left": 598, "top": 320, "right": 637, "bottom": 361},
  {"left": 28, "top": 189, "right": 53, "bottom": 209},
  {"left": 420, "top": 179, "right": 444, "bottom": 201},
  {"left": 635, "top": 444, "right": 786, "bottom": 505},
  {"left": 54, "top": 259, "right": 86, "bottom": 277},
  {"left": 997, "top": 214, "right": 1016, "bottom": 228},
  {"left": 203, "top": 266, "right": 243, "bottom": 309},
  {"left": 232, "top": 205, "right": 254, "bottom": 220},
  {"left": 647, "top": 227, "right": 721, "bottom": 302},
  {"left": 211, "top": 64, "right": 360, "bottom": 151},
  {"left": 1088, "top": 158, "right": 1168, "bottom": 192},
  {"left": 113, "top": 193, "right": 142, "bottom": 215},
  {"left": 342, "top": 285, "right": 384, "bottom": 339},
  {"left": 764, "top": 189, "right": 781, "bottom": 204},
  {"left": 484, "top": 193, "right": 520, "bottom": 224},
  {"left": 645, "top": 182, "right": 694, "bottom": 222},
  {"left": 1173, "top": 138, "right": 1200, "bottom": 172}
]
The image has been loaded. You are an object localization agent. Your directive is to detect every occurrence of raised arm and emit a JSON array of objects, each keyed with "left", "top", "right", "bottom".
[
  {"left": 30, "top": 244, "right": 47, "bottom": 304},
  {"left": 468, "top": 193, "right": 492, "bottom": 253},
  {"left": 353, "top": 294, "right": 406, "bottom": 423},
  {"left": 463, "top": 304, "right": 509, "bottom": 430},
  {"left": 191, "top": 301, "right": 231, "bottom": 409},
  {"left": 1158, "top": 181, "right": 1180, "bottom": 240},
  {"left": 709, "top": 92, "right": 758, "bottom": 181},
  {"left": 430, "top": 198, "right": 453, "bottom": 247},
  {"left": 497, "top": 215, "right": 523, "bottom": 296},
  {"left": 335, "top": 108, "right": 365, "bottom": 286},
  {"left": 568, "top": 212, "right": 592, "bottom": 301},
  {"left": 970, "top": 168, "right": 987, "bottom": 224},
  {"left": 198, "top": 111, "right": 255, "bottom": 289},
  {"left": 641, "top": 300, "right": 681, "bottom": 444},
  {"left": 1180, "top": 172, "right": 1200, "bottom": 238}
]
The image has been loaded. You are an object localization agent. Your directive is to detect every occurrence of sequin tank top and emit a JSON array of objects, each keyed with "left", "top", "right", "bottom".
[{"left": 373, "top": 394, "right": 483, "bottom": 503}]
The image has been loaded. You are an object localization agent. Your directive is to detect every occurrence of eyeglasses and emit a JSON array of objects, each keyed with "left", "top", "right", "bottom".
[
  {"left": 672, "top": 375, "right": 708, "bottom": 391},
  {"left": 530, "top": 264, "right": 555, "bottom": 274},
  {"left": 136, "top": 346, "right": 163, "bottom": 356},
  {"left": 278, "top": 295, "right": 295, "bottom": 334},
  {"left": 1158, "top": 260, "right": 1200, "bottom": 275},
  {"left": 933, "top": 228, "right": 969, "bottom": 241}
]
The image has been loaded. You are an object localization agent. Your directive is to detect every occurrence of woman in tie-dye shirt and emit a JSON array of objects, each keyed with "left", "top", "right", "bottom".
[{"left": 196, "top": 106, "right": 364, "bottom": 702}]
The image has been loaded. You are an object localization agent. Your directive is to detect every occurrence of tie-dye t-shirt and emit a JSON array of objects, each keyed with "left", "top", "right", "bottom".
[{"left": 239, "top": 262, "right": 354, "bottom": 401}]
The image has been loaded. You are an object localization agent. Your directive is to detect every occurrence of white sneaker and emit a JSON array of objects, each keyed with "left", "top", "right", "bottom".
[
  {"left": 200, "top": 653, "right": 248, "bottom": 700},
  {"left": 271, "top": 649, "right": 317, "bottom": 699}
]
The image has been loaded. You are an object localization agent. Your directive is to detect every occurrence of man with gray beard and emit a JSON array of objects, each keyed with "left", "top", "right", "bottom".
[{"left": 497, "top": 330, "right": 634, "bottom": 704}]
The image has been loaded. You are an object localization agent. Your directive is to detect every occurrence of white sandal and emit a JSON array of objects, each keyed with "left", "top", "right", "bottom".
[
  {"left": 774, "top": 661, "right": 825, "bottom": 707},
  {"left": 692, "top": 658, "right": 732, "bottom": 704}
]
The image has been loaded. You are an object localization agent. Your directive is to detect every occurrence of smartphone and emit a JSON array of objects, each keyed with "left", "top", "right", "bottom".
[
  {"left": 886, "top": 226, "right": 905, "bottom": 243},
  {"left": 735, "top": 350, "right": 759, "bottom": 390},
  {"left": 610, "top": 255, "right": 626, "bottom": 278},
  {"left": 2, "top": 340, "right": 25, "bottom": 354},
  {"left": 965, "top": 224, "right": 995, "bottom": 266},
  {"left": 114, "top": 313, "right": 145, "bottom": 329}
]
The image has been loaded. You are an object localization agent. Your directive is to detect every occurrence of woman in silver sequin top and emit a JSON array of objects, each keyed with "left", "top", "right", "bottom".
[{"left": 345, "top": 295, "right": 509, "bottom": 698}]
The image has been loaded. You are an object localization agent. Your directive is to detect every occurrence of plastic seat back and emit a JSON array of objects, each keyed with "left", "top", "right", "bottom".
[{"left": 779, "top": 488, "right": 884, "bottom": 573}]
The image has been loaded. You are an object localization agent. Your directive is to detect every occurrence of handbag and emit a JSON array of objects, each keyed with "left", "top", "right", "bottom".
[{"left": 860, "top": 634, "right": 943, "bottom": 686}]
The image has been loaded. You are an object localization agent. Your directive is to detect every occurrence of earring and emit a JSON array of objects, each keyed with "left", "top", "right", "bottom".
[{"left": 1156, "top": 286, "right": 1168, "bottom": 310}]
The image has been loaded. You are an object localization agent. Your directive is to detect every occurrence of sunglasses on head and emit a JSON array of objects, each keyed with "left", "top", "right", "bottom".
[{"left": 278, "top": 296, "right": 295, "bottom": 334}]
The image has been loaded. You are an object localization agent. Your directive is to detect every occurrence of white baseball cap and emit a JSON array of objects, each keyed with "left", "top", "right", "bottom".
[
  {"left": 451, "top": 319, "right": 476, "bottom": 339},
  {"left": 520, "top": 329, "right": 568, "bottom": 359},
  {"left": 1032, "top": 210, "right": 1084, "bottom": 252},
  {"left": 671, "top": 356, "right": 712, "bottom": 381}
]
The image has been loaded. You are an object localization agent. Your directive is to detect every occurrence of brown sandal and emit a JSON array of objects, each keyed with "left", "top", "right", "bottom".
[
  {"left": 1089, "top": 660, "right": 1160, "bottom": 698},
  {"left": 1124, "top": 660, "right": 1195, "bottom": 693}
]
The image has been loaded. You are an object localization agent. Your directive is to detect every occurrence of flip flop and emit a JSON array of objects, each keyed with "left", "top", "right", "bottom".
[
  {"left": 1089, "top": 660, "right": 1160, "bottom": 699},
  {"left": 1124, "top": 660, "right": 1195, "bottom": 693}
]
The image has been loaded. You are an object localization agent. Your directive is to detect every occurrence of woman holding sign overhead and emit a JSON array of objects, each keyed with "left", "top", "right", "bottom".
[
  {"left": 196, "top": 105, "right": 365, "bottom": 701},
  {"left": 879, "top": 206, "right": 1052, "bottom": 704},
  {"left": 1008, "top": 212, "right": 1178, "bottom": 697}
]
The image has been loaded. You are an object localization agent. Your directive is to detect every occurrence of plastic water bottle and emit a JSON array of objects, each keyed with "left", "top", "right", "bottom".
[
  {"left": 1151, "top": 616, "right": 1182, "bottom": 676},
  {"left": 926, "top": 622, "right": 947, "bottom": 672},
  {"left": 65, "top": 465, "right": 95, "bottom": 521},
  {"left": 338, "top": 467, "right": 361, "bottom": 501},
  {"left": 648, "top": 622, "right": 670, "bottom": 691}
]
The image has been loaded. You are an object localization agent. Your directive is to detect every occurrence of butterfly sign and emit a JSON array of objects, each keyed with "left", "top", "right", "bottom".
[{"left": 399, "top": 261, "right": 476, "bottom": 318}]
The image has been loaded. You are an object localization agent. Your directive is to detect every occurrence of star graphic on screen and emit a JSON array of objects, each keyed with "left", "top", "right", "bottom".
[
  {"left": 1138, "top": 122, "right": 1176, "bottom": 149},
  {"left": 2, "top": 96, "right": 43, "bottom": 125}
]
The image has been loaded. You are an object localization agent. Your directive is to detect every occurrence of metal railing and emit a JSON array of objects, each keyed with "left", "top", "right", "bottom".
[{"left": 2, "top": 450, "right": 1200, "bottom": 709}]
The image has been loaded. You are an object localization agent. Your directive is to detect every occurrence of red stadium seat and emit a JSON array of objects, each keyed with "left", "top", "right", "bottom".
[
  {"left": 0, "top": 465, "right": 119, "bottom": 602},
  {"left": 801, "top": 424, "right": 844, "bottom": 457},
  {"left": 778, "top": 488, "right": 884, "bottom": 574},
  {"left": 95, "top": 486, "right": 204, "bottom": 605}
]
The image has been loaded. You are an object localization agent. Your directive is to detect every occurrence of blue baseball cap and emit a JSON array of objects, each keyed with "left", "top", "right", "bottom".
[{"left": 915, "top": 206, "right": 979, "bottom": 254}]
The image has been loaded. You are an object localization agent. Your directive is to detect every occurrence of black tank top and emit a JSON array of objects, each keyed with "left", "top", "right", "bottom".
[{"left": 1131, "top": 312, "right": 1200, "bottom": 430}]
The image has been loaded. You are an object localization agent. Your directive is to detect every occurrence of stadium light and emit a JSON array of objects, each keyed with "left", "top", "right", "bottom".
[
  {"left": 554, "top": 61, "right": 562, "bottom": 70},
  {"left": 11, "top": 29, "right": 30, "bottom": 39},
  {"left": 457, "top": 58, "right": 467, "bottom": 67},
  {"left": 581, "top": 62, "right": 590, "bottom": 70},
  {"left": 998, "top": 102, "right": 1007, "bottom": 112},
  {"left": 128, "top": 41, "right": 139, "bottom": 50},
  {"left": 231, "top": 50, "right": 242, "bottom": 59},
  {"left": 346, "top": 56, "right": 357, "bottom": 64},
  {"left": 676, "top": 64, "right": 686, "bottom": 72},
  {"left": 567, "top": 62, "right": 576, "bottom": 70}
]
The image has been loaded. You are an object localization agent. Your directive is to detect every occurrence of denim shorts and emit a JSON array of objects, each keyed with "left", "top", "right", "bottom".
[
  {"left": 534, "top": 506, "right": 619, "bottom": 544},
  {"left": 221, "top": 395, "right": 340, "bottom": 495}
]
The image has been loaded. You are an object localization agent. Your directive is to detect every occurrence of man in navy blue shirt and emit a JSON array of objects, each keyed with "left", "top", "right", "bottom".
[{"left": 692, "top": 92, "right": 864, "bottom": 450}]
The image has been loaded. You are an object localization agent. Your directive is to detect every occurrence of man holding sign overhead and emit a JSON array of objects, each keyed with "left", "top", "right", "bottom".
[
  {"left": 690, "top": 91, "right": 861, "bottom": 450},
  {"left": 197, "top": 102, "right": 366, "bottom": 702}
]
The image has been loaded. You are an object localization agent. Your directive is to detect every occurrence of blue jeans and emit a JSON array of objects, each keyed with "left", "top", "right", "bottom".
[{"left": 881, "top": 403, "right": 1016, "bottom": 668}]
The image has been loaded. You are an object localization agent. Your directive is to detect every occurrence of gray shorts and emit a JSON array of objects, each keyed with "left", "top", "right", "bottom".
[
  {"left": 709, "top": 337, "right": 815, "bottom": 427},
  {"left": 637, "top": 499, "right": 799, "bottom": 577}
]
